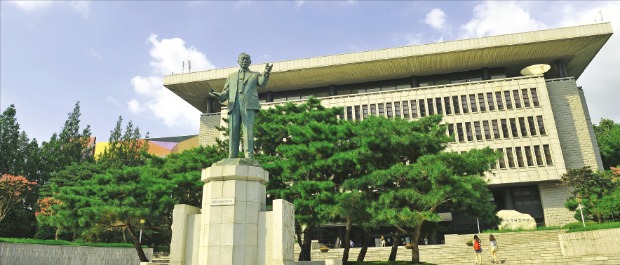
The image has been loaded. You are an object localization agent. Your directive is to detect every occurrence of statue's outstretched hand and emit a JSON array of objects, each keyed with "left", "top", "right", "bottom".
[
  {"left": 264, "top": 63, "right": 273, "bottom": 77},
  {"left": 210, "top": 89, "right": 226, "bottom": 103}
]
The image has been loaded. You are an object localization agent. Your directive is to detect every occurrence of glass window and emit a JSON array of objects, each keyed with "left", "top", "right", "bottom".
[
  {"left": 510, "top": 118, "right": 518, "bottom": 138},
  {"left": 515, "top": 147, "right": 525, "bottom": 167},
  {"left": 386, "top": 103, "right": 393, "bottom": 118},
  {"left": 513, "top": 90, "right": 522, "bottom": 108},
  {"left": 531, "top": 88, "right": 540, "bottom": 107},
  {"left": 378, "top": 103, "right": 385, "bottom": 117},
  {"left": 444, "top": 97, "right": 452, "bottom": 115},
  {"left": 448, "top": 123, "right": 455, "bottom": 140},
  {"left": 504, "top": 91, "right": 513, "bottom": 109},
  {"left": 465, "top": 122, "right": 473, "bottom": 141},
  {"left": 495, "top": 91, "right": 504, "bottom": 110},
  {"left": 534, "top": 145, "right": 544, "bottom": 166},
  {"left": 522, "top": 89, "right": 531, "bottom": 107},
  {"left": 402, "top": 101, "right": 409, "bottom": 119},
  {"left": 519, "top": 117, "right": 528, "bottom": 137},
  {"left": 469, "top": 94, "right": 477, "bottom": 112},
  {"left": 461, "top": 95, "right": 469, "bottom": 113},
  {"left": 419, "top": 99, "right": 426, "bottom": 117},
  {"left": 370, "top": 104, "right": 377, "bottom": 115},
  {"left": 394, "top": 102, "right": 401, "bottom": 118},
  {"left": 435, "top": 98, "right": 443, "bottom": 115},
  {"left": 457, "top": 123, "right": 465, "bottom": 142},
  {"left": 362, "top": 105, "right": 368, "bottom": 119},
  {"left": 528, "top": 116, "right": 537, "bottom": 136},
  {"left": 525, "top": 146, "right": 534, "bottom": 166},
  {"left": 543, "top": 144, "right": 554, "bottom": 165},
  {"left": 506, "top": 147, "right": 516, "bottom": 168},
  {"left": 492, "top": 120, "right": 500, "bottom": 139},
  {"left": 501, "top": 119, "right": 510, "bottom": 139},
  {"left": 537, "top": 116, "right": 546, "bottom": 135},
  {"left": 355, "top": 106, "right": 361, "bottom": 120},
  {"left": 411, "top": 100, "right": 418, "bottom": 118},
  {"left": 452, "top": 96, "right": 461, "bottom": 114},
  {"left": 483, "top": 120, "right": 491, "bottom": 140},
  {"left": 474, "top": 121, "right": 482, "bottom": 141},
  {"left": 478, "top": 93, "right": 486, "bottom": 112},
  {"left": 346, "top": 106, "right": 353, "bottom": 120},
  {"left": 427, "top": 98, "right": 434, "bottom": 115},
  {"left": 497, "top": 148, "right": 506, "bottom": 169},
  {"left": 487, "top": 92, "right": 495, "bottom": 111}
]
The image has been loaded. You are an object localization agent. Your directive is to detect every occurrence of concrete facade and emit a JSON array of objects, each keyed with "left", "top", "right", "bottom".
[{"left": 166, "top": 24, "right": 613, "bottom": 228}]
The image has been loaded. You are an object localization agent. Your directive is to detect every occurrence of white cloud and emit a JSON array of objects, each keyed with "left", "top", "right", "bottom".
[
  {"left": 129, "top": 35, "right": 215, "bottom": 130},
  {"left": 405, "top": 33, "right": 423, "bottom": 45},
  {"left": 11, "top": 0, "right": 90, "bottom": 18},
  {"left": 147, "top": 34, "right": 214, "bottom": 76},
  {"left": 461, "top": 1, "right": 546, "bottom": 38},
  {"left": 10, "top": 1, "right": 53, "bottom": 11},
  {"left": 88, "top": 48, "right": 102, "bottom": 59},
  {"left": 127, "top": 99, "right": 144, "bottom": 113},
  {"left": 68, "top": 1, "right": 90, "bottom": 18},
  {"left": 424, "top": 8, "right": 446, "bottom": 31}
]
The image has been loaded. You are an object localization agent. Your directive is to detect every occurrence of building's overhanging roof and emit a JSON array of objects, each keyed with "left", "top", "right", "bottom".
[{"left": 164, "top": 23, "right": 613, "bottom": 113}]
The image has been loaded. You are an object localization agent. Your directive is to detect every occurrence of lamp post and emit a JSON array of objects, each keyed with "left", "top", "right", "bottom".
[
  {"left": 578, "top": 203, "right": 586, "bottom": 227},
  {"left": 139, "top": 219, "right": 145, "bottom": 243}
]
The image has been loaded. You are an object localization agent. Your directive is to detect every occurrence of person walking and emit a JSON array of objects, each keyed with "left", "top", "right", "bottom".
[
  {"left": 473, "top": 235, "right": 483, "bottom": 264},
  {"left": 381, "top": 236, "right": 386, "bottom": 247},
  {"left": 489, "top": 234, "right": 500, "bottom": 264}
]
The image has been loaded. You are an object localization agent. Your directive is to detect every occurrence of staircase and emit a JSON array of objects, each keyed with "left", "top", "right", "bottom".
[
  {"left": 310, "top": 230, "right": 620, "bottom": 264},
  {"left": 147, "top": 230, "right": 620, "bottom": 264}
]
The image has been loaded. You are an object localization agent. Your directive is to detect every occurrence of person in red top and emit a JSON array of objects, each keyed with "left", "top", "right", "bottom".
[{"left": 473, "top": 235, "right": 483, "bottom": 264}]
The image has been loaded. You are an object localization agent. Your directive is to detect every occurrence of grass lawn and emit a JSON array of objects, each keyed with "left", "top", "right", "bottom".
[
  {"left": 0, "top": 237, "right": 134, "bottom": 248},
  {"left": 566, "top": 221, "right": 620, "bottom": 233}
]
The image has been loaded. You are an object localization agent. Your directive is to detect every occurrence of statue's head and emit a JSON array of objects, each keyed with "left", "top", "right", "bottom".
[{"left": 238, "top": 53, "right": 251, "bottom": 69}]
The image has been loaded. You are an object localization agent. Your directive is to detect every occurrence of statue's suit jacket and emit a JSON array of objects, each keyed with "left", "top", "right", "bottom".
[{"left": 219, "top": 69, "right": 269, "bottom": 112}]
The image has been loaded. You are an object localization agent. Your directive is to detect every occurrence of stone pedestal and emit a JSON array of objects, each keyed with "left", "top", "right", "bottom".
[
  {"left": 199, "top": 158, "right": 268, "bottom": 265},
  {"left": 170, "top": 158, "right": 294, "bottom": 265}
]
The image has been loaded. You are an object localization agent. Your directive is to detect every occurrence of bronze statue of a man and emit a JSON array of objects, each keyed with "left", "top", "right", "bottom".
[{"left": 210, "top": 53, "right": 273, "bottom": 158}]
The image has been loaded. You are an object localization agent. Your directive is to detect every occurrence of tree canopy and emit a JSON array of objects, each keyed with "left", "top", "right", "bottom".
[{"left": 594, "top": 118, "right": 620, "bottom": 169}]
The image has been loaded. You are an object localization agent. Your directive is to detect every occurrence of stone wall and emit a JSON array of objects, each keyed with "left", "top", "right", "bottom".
[
  {"left": 0, "top": 242, "right": 153, "bottom": 265},
  {"left": 546, "top": 78, "right": 603, "bottom": 170},
  {"left": 539, "top": 182, "right": 575, "bottom": 227},
  {"left": 199, "top": 113, "right": 222, "bottom": 147},
  {"left": 559, "top": 228, "right": 620, "bottom": 256}
]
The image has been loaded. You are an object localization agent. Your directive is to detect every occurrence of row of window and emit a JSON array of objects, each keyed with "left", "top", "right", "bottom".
[
  {"left": 447, "top": 116, "right": 547, "bottom": 143},
  {"left": 344, "top": 88, "right": 541, "bottom": 120},
  {"left": 492, "top": 144, "right": 554, "bottom": 170}
]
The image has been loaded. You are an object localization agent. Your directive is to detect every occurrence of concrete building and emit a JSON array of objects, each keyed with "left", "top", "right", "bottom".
[{"left": 164, "top": 23, "right": 612, "bottom": 230}]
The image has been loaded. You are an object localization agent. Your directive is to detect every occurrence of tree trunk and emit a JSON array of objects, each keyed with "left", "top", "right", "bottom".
[
  {"left": 297, "top": 226, "right": 312, "bottom": 261},
  {"left": 357, "top": 227, "right": 370, "bottom": 261},
  {"left": 388, "top": 231, "right": 403, "bottom": 261},
  {"left": 125, "top": 222, "right": 149, "bottom": 262},
  {"left": 342, "top": 217, "right": 352, "bottom": 263},
  {"left": 411, "top": 224, "right": 423, "bottom": 264}
]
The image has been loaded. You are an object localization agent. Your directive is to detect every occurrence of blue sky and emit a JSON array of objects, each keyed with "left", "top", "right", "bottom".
[{"left": 2, "top": 1, "right": 619, "bottom": 143}]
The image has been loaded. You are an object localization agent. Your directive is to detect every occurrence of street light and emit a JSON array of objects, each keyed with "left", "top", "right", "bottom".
[
  {"left": 578, "top": 203, "right": 586, "bottom": 228},
  {"left": 139, "top": 219, "right": 145, "bottom": 243}
]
